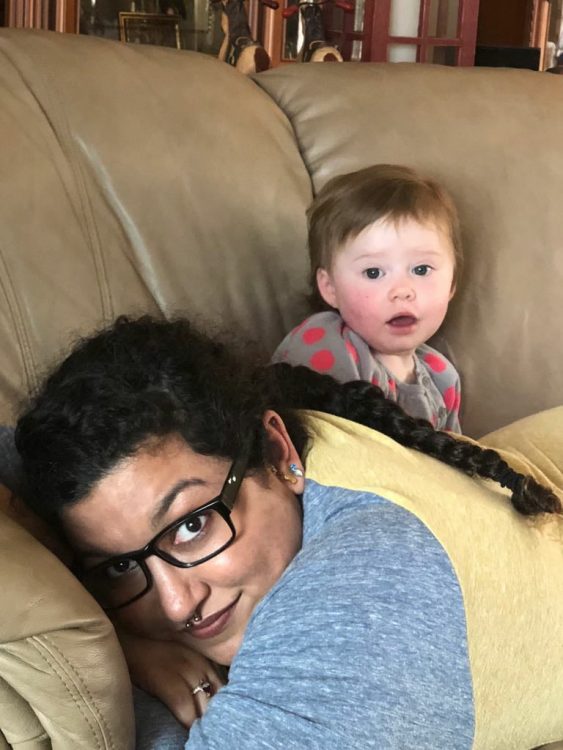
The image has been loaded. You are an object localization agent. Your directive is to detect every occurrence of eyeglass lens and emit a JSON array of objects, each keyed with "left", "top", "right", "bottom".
[{"left": 83, "top": 507, "right": 234, "bottom": 609}]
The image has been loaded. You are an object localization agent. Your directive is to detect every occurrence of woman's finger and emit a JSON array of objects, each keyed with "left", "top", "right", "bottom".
[{"left": 189, "top": 677, "right": 215, "bottom": 718}]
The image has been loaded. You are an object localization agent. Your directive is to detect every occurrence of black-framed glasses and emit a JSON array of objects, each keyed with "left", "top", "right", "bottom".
[{"left": 80, "top": 445, "right": 251, "bottom": 611}]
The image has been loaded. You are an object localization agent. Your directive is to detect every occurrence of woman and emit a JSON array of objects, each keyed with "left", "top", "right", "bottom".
[{"left": 15, "top": 316, "right": 563, "bottom": 749}]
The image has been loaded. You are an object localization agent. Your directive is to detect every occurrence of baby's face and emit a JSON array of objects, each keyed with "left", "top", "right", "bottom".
[{"left": 316, "top": 217, "right": 455, "bottom": 357}]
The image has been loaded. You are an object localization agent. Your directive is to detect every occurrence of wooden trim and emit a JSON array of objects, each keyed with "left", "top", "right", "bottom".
[
  {"left": 55, "top": 0, "right": 78, "bottom": 32},
  {"left": 527, "top": 0, "right": 540, "bottom": 45},
  {"left": 388, "top": 34, "right": 461, "bottom": 44},
  {"left": 456, "top": 0, "right": 479, "bottom": 65},
  {"left": 367, "top": 0, "right": 391, "bottom": 61},
  {"left": 418, "top": 0, "right": 430, "bottom": 60},
  {"left": 358, "top": 0, "right": 373, "bottom": 59},
  {"left": 259, "top": 0, "right": 278, "bottom": 60},
  {"left": 5, "top": 0, "right": 77, "bottom": 30},
  {"left": 534, "top": 0, "right": 551, "bottom": 68}
]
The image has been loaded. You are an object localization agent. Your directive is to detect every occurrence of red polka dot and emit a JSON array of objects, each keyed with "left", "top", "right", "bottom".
[
  {"left": 345, "top": 340, "right": 359, "bottom": 363},
  {"left": 443, "top": 385, "right": 458, "bottom": 411},
  {"left": 310, "top": 349, "right": 335, "bottom": 372},
  {"left": 371, "top": 376, "right": 379, "bottom": 387},
  {"left": 302, "top": 327, "right": 326, "bottom": 346},
  {"left": 423, "top": 353, "right": 447, "bottom": 373},
  {"left": 388, "top": 378, "right": 396, "bottom": 391}
]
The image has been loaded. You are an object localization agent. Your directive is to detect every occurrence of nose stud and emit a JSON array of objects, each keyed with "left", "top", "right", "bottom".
[{"left": 186, "top": 611, "right": 202, "bottom": 630}]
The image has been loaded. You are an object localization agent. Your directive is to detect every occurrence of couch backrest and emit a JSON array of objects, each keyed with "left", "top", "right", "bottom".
[
  {"left": 254, "top": 63, "right": 563, "bottom": 436},
  {"left": 1, "top": 26, "right": 563, "bottom": 750},
  {"left": 1, "top": 30, "right": 562, "bottom": 438},
  {"left": 0, "top": 29, "right": 312, "bottom": 425}
]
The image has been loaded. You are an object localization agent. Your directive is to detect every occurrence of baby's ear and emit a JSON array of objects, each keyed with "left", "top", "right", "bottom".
[{"left": 316, "top": 268, "right": 338, "bottom": 309}]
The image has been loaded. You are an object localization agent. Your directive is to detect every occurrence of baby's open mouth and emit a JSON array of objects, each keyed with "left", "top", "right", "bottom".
[{"left": 387, "top": 315, "right": 418, "bottom": 327}]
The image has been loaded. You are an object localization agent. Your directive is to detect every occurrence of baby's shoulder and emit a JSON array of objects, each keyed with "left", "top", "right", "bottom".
[
  {"left": 272, "top": 311, "right": 346, "bottom": 360},
  {"left": 415, "top": 344, "right": 459, "bottom": 388},
  {"left": 290, "top": 311, "right": 344, "bottom": 338}
]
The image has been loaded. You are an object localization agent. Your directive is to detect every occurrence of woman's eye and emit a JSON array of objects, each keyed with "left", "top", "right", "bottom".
[
  {"left": 413, "top": 265, "right": 431, "bottom": 276},
  {"left": 105, "top": 559, "right": 139, "bottom": 579},
  {"left": 173, "top": 514, "right": 209, "bottom": 545},
  {"left": 364, "top": 267, "right": 382, "bottom": 280}
]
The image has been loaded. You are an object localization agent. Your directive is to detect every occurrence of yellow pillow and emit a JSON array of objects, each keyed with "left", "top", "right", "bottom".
[{"left": 480, "top": 406, "right": 563, "bottom": 499}]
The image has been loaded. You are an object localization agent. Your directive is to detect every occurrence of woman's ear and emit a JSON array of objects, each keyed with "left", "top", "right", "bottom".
[
  {"left": 316, "top": 268, "right": 338, "bottom": 309},
  {"left": 262, "top": 410, "right": 305, "bottom": 494}
]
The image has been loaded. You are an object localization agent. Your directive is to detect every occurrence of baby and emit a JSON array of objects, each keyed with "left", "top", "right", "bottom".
[{"left": 273, "top": 164, "right": 462, "bottom": 432}]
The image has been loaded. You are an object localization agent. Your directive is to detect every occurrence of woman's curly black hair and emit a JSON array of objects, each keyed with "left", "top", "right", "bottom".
[{"left": 15, "top": 315, "right": 560, "bottom": 522}]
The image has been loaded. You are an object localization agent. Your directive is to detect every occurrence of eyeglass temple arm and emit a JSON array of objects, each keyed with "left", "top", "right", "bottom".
[{"left": 221, "top": 444, "right": 253, "bottom": 511}]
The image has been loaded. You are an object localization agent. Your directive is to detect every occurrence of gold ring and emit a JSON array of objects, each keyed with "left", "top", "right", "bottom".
[{"left": 192, "top": 680, "right": 213, "bottom": 698}]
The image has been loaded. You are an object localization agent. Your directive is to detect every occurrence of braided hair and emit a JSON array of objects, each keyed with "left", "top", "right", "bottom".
[
  {"left": 265, "top": 363, "right": 560, "bottom": 517},
  {"left": 16, "top": 316, "right": 559, "bottom": 521}
]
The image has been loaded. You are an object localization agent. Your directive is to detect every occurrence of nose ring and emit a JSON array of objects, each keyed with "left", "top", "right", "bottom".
[{"left": 185, "top": 611, "right": 202, "bottom": 630}]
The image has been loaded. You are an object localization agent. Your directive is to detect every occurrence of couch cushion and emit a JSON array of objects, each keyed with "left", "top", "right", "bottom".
[
  {"left": 0, "top": 29, "right": 312, "bottom": 424},
  {"left": 255, "top": 64, "right": 563, "bottom": 437}
]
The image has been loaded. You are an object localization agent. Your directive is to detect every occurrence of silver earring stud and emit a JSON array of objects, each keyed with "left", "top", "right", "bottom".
[{"left": 289, "top": 463, "right": 304, "bottom": 478}]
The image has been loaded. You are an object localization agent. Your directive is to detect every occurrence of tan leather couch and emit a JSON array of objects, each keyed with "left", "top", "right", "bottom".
[{"left": 1, "top": 28, "right": 562, "bottom": 748}]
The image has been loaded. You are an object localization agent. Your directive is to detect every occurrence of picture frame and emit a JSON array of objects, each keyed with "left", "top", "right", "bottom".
[{"left": 119, "top": 12, "right": 182, "bottom": 49}]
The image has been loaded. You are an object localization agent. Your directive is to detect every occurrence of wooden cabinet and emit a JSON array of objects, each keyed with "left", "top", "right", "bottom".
[
  {"left": 2, "top": 0, "right": 481, "bottom": 69},
  {"left": 477, "top": 0, "right": 562, "bottom": 69},
  {"left": 3, "top": 0, "right": 77, "bottom": 30},
  {"left": 255, "top": 0, "right": 480, "bottom": 65}
]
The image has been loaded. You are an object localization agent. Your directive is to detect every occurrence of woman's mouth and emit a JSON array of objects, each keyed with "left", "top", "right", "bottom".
[{"left": 188, "top": 595, "right": 241, "bottom": 640}]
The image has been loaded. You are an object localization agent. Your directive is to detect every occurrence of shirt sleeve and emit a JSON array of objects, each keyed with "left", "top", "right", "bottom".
[{"left": 185, "top": 496, "right": 474, "bottom": 750}]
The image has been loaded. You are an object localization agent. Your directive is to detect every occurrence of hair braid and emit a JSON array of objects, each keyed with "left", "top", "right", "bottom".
[{"left": 268, "top": 363, "right": 560, "bottom": 517}]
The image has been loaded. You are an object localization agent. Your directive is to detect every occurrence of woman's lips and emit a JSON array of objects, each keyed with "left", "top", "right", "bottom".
[{"left": 188, "top": 596, "right": 240, "bottom": 640}]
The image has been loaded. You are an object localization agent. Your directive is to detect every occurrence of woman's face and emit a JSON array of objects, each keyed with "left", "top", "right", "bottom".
[{"left": 61, "top": 413, "right": 304, "bottom": 666}]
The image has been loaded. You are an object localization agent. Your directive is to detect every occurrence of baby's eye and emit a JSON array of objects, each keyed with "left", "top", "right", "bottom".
[
  {"left": 413, "top": 265, "right": 432, "bottom": 276},
  {"left": 363, "top": 268, "right": 382, "bottom": 280}
]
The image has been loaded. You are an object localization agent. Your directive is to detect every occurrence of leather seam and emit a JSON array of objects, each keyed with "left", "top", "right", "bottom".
[
  {"left": 43, "top": 634, "right": 116, "bottom": 750},
  {"left": 29, "top": 635, "right": 110, "bottom": 750},
  {"left": 0, "top": 44, "right": 114, "bottom": 325},
  {"left": 0, "top": 244, "right": 38, "bottom": 398}
]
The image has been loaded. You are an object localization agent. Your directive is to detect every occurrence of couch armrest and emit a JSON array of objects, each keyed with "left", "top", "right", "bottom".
[{"left": 0, "top": 496, "right": 134, "bottom": 749}]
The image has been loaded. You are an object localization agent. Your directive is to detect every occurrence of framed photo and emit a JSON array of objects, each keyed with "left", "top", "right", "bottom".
[{"left": 119, "top": 12, "right": 182, "bottom": 49}]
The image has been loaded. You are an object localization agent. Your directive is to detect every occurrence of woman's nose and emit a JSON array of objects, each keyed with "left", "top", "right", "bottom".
[{"left": 146, "top": 557, "right": 205, "bottom": 625}]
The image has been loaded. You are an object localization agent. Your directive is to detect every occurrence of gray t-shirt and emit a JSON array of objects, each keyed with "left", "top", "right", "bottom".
[{"left": 184, "top": 479, "right": 474, "bottom": 749}]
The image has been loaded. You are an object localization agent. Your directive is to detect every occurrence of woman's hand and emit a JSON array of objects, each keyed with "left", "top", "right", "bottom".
[{"left": 118, "top": 631, "right": 227, "bottom": 728}]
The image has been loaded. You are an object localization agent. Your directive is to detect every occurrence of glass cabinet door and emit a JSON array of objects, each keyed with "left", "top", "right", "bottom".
[
  {"left": 79, "top": 0, "right": 224, "bottom": 52},
  {"left": 262, "top": 0, "right": 479, "bottom": 65}
]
